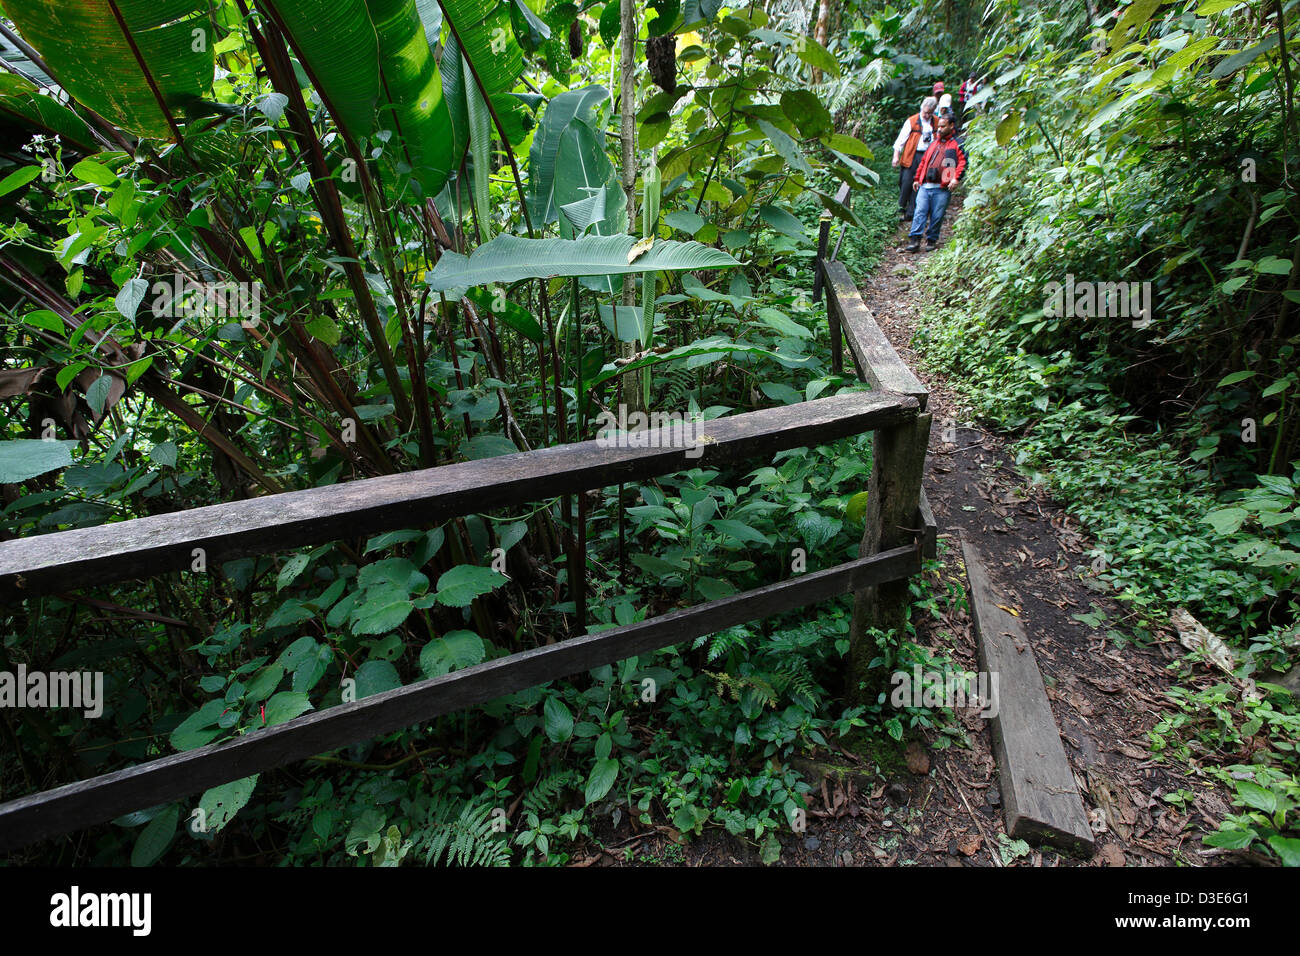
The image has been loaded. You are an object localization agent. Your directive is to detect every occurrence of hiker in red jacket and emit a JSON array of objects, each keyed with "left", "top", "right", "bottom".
[
  {"left": 906, "top": 115, "right": 967, "bottom": 253},
  {"left": 891, "top": 96, "right": 937, "bottom": 222}
]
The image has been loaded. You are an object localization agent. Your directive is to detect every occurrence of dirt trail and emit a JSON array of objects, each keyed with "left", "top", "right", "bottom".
[{"left": 772, "top": 206, "right": 1229, "bottom": 868}]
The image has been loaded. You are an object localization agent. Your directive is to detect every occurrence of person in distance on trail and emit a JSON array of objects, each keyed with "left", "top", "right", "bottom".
[
  {"left": 891, "top": 95, "right": 937, "bottom": 223},
  {"left": 958, "top": 73, "right": 979, "bottom": 108},
  {"left": 937, "top": 92, "right": 966, "bottom": 145},
  {"left": 937, "top": 92, "right": 955, "bottom": 124},
  {"left": 905, "top": 114, "right": 967, "bottom": 254}
]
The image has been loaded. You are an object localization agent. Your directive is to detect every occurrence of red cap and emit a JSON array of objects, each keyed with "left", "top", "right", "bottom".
[{"left": 932, "top": 81, "right": 945, "bottom": 93}]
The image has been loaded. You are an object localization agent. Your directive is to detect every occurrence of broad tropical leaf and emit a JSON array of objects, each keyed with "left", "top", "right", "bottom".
[
  {"left": 464, "top": 54, "right": 493, "bottom": 241},
  {"left": 426, "top": 234, "right": 740, "bottom": 290},
  {"left": 366, "top": 0, "right": 457, "bottom": 196},
  {"left": 437, "top": 0, "right": 524, "bottom": 96},
  {"left": 0, "top": 74, "right": 96, "bottom": 151},
  {"left": 526, "top": 83, "right": 608, "bottom": 225},
  {"left": 0, "top": 438, "right": 78, "bottom": 484},
  {"left": 262, "top": 0, "right": 380, "bottom": 140},
  {"left": 440, "top": 32, "right": 471, "bottom": 162},
  {"left": 412, "top": 0, "right": 444, "bottom": 46},
  {"left": 0, "top": 29, "right": 56, "bottom": 86},
  {"left": 554, "top": 118, "right": 623, "bottom": 238},
  {"left": 437, "top": 0, "right": 528, "bottom": 231},
  {"left": 6, "top": 0, "right": 215, "bottom": 140},
  {"left": 554, "top": 117, "right": 626, "bottom": 292}
]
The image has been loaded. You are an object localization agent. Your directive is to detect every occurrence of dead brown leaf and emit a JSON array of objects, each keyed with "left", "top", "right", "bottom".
[
  {"left": 905, "top": 740, "right": 931, "bottom": 775},
  {"left": 1097, "top": 843, "right": 1126, "bottom": 867}
]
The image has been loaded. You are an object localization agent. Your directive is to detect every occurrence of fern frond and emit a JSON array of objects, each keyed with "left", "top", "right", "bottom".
[
  {"left": 655, "top": 366, "right": 694, "bottom": 411},
  {"left": 523, "top": 769, "right": 581, "bottom": 815},
  {"left": 707, "top": 625, "right": 751, "bottom": 662},
  {"left": 421, "top": 798, "right": 510, "bottom": 867},
  {"left": 704, "top": 669, "right": 778, "bottom": 707}
]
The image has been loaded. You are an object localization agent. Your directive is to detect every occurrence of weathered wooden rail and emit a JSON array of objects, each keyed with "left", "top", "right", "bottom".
[
  {"left": 0, "top": 391, "right": 916, "bottom": 598},
  {"left": 0, "top": 231, "right": 937, "bottom": 853}
]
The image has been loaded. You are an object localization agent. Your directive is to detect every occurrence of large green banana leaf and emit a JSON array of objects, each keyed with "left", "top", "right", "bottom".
[
  {"left": 554, "top": 120, "right": 623, "bottom": 237},
  {"left": 426, "top": 234, "right": 740, "bottom": 290},
  {"left": 526, "top": 84, "right": 607, "bottom": 225},
  {"left": 463, "top": 54, "right": 492, "bottom": 240},
  {"left": 261, "top": 0, "right": 379, "bottom": 141},
  {"left": 365, "top": 0, "right": 456, "bottom": 197},
  {"left": 554, "top": 118, "right": 626, "bottom": 294},
  {"left": 5, "top": 0, "right": 215, "bottom": 140},
  {"left": 437, "top": 0, "right": 523, "bottom": 96},
  {"left": 435, "top": 0, "right": 528, "bottom": 237},
  {"left": 0, "top": 74, "right": 96, "bottom": 151},
  {"left": 412, "top": 0, "right": 444, "bottom": 46},
  {"left": 439, "top": 32, "right": 471, "bottom": 163}
]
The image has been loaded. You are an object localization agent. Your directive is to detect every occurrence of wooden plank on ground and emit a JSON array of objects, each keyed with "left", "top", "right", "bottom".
[
  {"left": 0, "top": 544, "right": 920, "bottom": 850},
  {"left": 960, "top": 537, "right": 1095, "bottom": 854},
  {"left": 823, "top": 260, "right": 928, "bottom": 409},
  {"left": 0, "top": 391, "right": 918, "bottom": 598}
]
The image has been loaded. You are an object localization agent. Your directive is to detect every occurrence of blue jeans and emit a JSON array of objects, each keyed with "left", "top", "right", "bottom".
[{"left": 909, "top": 184, "right": 950, "bottom": 242}]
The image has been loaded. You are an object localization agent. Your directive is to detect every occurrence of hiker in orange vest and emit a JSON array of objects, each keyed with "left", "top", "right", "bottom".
[{"left": 891, "top": 96, "right": 937, "bottom": 222}]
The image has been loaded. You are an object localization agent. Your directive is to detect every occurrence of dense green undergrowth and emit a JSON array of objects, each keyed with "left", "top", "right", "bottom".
[
  {"left": 0, "top": 0, "right": 986, "bottom": 867},
  {"left": 7, "top": 137, "right": 970, "bottom": 866}
]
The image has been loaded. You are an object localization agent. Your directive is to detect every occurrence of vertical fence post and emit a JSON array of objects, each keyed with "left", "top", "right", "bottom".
[
  {"left": 811, "top": 209, "right": 831, "bottom": 304},
  {"left": 575, "top": 490, "right": 588, "bottom": 629},
  {"left": 847, "top": 410, "right": 932, "bottom": 703},
  {"left": 826, "top": 269, "right": 844, "bottom": 377},
  {"left": 816, "top": 209, "right": 846, "bottom": 376}
]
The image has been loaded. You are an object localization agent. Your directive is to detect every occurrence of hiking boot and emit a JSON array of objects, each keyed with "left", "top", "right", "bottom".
[
  {"left": 905, "top": 238, "right": 921, "bottom": 253},
  {"left": 926, "top": 239, "right": 939, "bottom": 251}
]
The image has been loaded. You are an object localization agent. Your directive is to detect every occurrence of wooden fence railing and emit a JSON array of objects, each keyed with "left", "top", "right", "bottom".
[{"left": 0, "top": 234, "right": 933, "bottom": 853}]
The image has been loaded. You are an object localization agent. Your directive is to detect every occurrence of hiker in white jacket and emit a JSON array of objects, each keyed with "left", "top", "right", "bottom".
[{"left": 891, "top": 96, "right": 937, "bottom": 222}]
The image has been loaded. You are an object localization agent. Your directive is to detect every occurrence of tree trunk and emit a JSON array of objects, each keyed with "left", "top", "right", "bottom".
[
  {"left": 812, "top": 0, "right": 830, "bottom": 85},
  {"left": 619, "top": 0, "right": 644, "bottom": 413}
]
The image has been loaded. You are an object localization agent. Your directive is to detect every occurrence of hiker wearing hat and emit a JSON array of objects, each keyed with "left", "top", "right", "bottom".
[
  {"left": 891, "top": 95, "right": 937, "bottom": 223},
  {"left": 936, "top": 92, "right": 964, "bottom": 141}
]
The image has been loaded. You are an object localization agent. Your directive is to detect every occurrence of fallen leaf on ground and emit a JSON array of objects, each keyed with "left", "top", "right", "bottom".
[
  {"left": 905, "top": 741, "right": 931, "bottom": 775},
  {"left": 1097, "top": 843, "right": 1125, "bottom": 867},
  {"left": 1170, "top": 607, "right": 1235, "bottom": 674}
]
